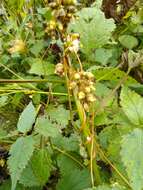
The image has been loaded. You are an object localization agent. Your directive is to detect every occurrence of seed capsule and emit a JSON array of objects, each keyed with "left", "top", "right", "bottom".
[
  {"left": 83, "top": 103, "right": 89, "bottom": 112},
  {"left": 62, "top": 0, "right": 77, "bottom": 5},
  {"left": 90, "top": 85, "right": 96, "bottom": 91},
  {"left": 78, "top": 91, "right": 85, "bottom": 100},
  {"left": 85, "top": 87, "right": 91, "bottom": 93},
  {"left": 69, "top": 81, "right": 77, "bottom": 89},
  {"left": 49, "top": 20, "right": 56, "bottom": 30},
  {"left": 85, "top": 72, "right": 94, "bottom": 79},
  {"left": 55, "top": 63, "right": 64, "bottom": 76},
  {"left": 74, "top": 73, "right": 80, "bottom": 80},
  {"left": 87, "top": 94, "right": 96, "bottom": 102}
]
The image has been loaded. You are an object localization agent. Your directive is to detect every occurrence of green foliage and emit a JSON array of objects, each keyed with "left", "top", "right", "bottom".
[
  {"left": 1, "top": 0, "right": 143, "bottom": 189},
  {"left": 19, "top": 149, "right": 52, "bottom": 187},
  {"left": 121, "top": 128, "right": 143, "bottom": 190},
  {"left": 68, "top": 6, "right": 115, "bottom": 56},
  {"left": 84, "top": 183, "right": 127, "bottom": 190},
  {"left": 17, "top": 102, "right": 36, "bottom": 133},
  {"left": 7, "top": 136, "right": 35, "bottom": 190},
  {"left": 46, "top": 105, "right": 70, "bottom": 128},
  {"left": 119, "top": 35, "right": 138, "bottom": 49},
  {"left": 56, "top": 169, "right": 91, "bottom": 190},
  {"left": 29, "top": 58, "right": 55, "bottom": 76},
  {"left": 120, "top": 86, "right": 143, "bottom": 126},
  {"left": 35, "top": 116, "right": 60, "bottom": 138}
]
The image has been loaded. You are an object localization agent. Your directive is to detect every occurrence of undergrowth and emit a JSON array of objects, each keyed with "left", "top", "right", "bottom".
[{"left": 0, "top": 0, "right": 143, "bottom": 190}]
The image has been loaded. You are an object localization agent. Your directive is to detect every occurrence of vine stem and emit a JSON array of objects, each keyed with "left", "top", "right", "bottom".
[
  {"left": 95, "top": 142, "right": 132, "bottom": 189},
  {"left": 0, "top": 79, "right": 65, "bottom": 84},
  {"left": 53, "top": 145, "right": 85, "bottom": 168},
  {"left": 63, "top": 55, "right": 74, "bottom": 123},
  {"left": 73, "top": 88, "right": 102, "bottom": 185},
  {"left": 74, "top": 50, "right": 83, "bottom": 71}
]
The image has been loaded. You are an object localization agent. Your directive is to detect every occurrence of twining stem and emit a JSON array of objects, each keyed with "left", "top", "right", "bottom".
[
  {"left": 90, "top": 106, "right": 96, "bottom": 187},
  {"left": 73, "top": 89, "right": 101, "bottom": 185},
  {"left": 63, "top": 55, "right": 73, "bottom": 123},
  {"left": 65, "top": 52, "right": 101, "bottom": 185}
]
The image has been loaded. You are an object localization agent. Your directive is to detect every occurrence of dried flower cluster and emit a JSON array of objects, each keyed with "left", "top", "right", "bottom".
[
  {"left": 55, "top": 62, "right": 65, "bottom": 76},
  {"left": 69, "top": 70, "right": 96, "bottom": 111},
  {"left": 8, "top": 39, "right": 26, "bottom": 54},
  {"left": 45, "top": 0, "right": 77, "bottom": 38},
  {"left": 64, "top": 33, "right": 80, "bottom": 53}
]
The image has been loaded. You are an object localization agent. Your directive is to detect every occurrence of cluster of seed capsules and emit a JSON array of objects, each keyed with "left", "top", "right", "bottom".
[
  {"left": 69, "top": 70, "right": 96, "bottom": 112},
  {"left": 45, "top": 0, "right": 77, "bottom": 39},
  {"left": 55, "top": 33, "right": 80, "bottom": 76}
]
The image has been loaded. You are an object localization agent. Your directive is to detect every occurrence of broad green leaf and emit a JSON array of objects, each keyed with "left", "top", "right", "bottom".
[
  {"left": 20, "top": 149, "right": 52, "bottom": 187},
  {"left": 29, "top": 58, "right": 55, "bottom": 76},
  {"left": 17, "top": 102, "right": 36, "bottom": 133},
  {"left": 52, "top": 133, "right": 79, "bottom": 152},
  {"left": 119, "top": 35, "right": 138, "bottom": 49},
  {"left": 121, "top": 128, "right": 143, "bottom": 190},
  {"left": 68, "top": 7, "right": 115, "bottom": 56},
  {"left": 120, "top": 86, "right": 143, "bottom": 125},
  {"left": 30, "top": 40, "right": 44, "bottom": 56},
  {"left": 8, "top": 136, "right": 35, "bottom": 190},
  {"left": 92, "top": 67, "right": 137, "bottom": 85},
  {"left": 35, "top": 116, "right": 60, "bottom": 138},
  {"left": 57, "top": 154, "right": 80, "bottom": 175},
  {"left": 56, "top": 169, "right": 91, "bottom": 190},
  {"left": 0, "top": 180, "right": 42, "bottom": 190},
  {"left": 95, "top": 48, "right": 113, "bottom": 65},
  {"left": 47, "top": 105, "right": 70, "bottom": 128}
]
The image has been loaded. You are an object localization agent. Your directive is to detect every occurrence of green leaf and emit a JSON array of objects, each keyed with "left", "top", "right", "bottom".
[
  {"left": 121, "top": 128, "right": 143, "bottom": 190},
  {"left": 0, "top": 96, "right": 8, "bottom": 107},
  {"left": 95, "top": 48, "right": 113, "bottom": 65},
  {"left": 8, "top": 136, "right": 35, "bottom": 190},
  {"left": 56, "top": 169, "right": 91, "bottom": 190},
  {"left": 35, "top": 116, "right": 60, "bottom": 138},
  {"left": 0, "top": 180, "right": 42, "bottom": 190},
  {"left": 57, "top": 154, "right": 80, "bottom": 175},
  {"left": 92, "top": 67, "right": 137, "bottom": 85},
  {"left": 30, "top": 40, "right": 44, "bottom": 56},
  {"left": 17, "top": 102, "right": 36, "bottom": 133},
  {"left": 29, "top": 58, "right": 55, "bottom": 76},
  {"left": 47, "top": 105, "right": 70, "bottom": 128},
  {"left": 120, "top": 86, "right": 143, "bottom": 125},
  {"left": 52, "top": 133, "right": 79, "bottom": 152},
  {"left": 119, "top": 35, "right": 138, "bottom": 49},
  {"left": 20, "top": 149, "right": 52, "bottom": 187},
  {"left": 84, "top": 183, "right": 127, "bottom": 190},
  {"left": 68, "top": 7, "right": 115, "bottom": 55}
]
